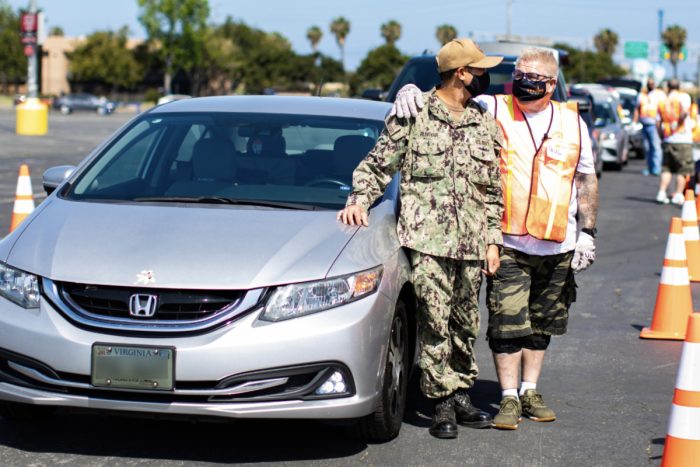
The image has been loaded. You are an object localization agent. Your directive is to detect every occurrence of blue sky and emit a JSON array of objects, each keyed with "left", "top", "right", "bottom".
[{"left": 8, "top": 0, "right": 700, "bottom": 78}]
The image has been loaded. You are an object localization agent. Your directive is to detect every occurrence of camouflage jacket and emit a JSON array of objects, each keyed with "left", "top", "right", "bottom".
[{"left": 347, "top": 88, "right": 504, "bottom": 261}]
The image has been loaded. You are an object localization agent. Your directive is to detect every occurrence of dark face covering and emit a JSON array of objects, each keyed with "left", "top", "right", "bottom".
[
  {"left": 512, "top": 77, "right": 548, "bottom": 102},
  {"left": 465, "top": 72, "right": 490, "bottom": 97}
]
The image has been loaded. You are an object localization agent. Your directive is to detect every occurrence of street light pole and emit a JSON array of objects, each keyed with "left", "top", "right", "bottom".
[
  {"left": 26, "top": 0, "right": 38, "bottom": 98},
  {"left": 506, "top": 0, "right": 512, "bottom": 41}
]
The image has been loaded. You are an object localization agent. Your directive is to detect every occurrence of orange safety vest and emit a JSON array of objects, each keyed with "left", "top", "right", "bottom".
[
  {"left": 659, "top": 91, "right": 688, "bottom": 138},
  {"left": 639, "top": 89, "right": 664, "bottom": 120},
  {"left": 494, "top": 94, "right": 581, "bottom": 243},
  {"left": 692, "top": 102, "right": 700, "bottom": 143}
]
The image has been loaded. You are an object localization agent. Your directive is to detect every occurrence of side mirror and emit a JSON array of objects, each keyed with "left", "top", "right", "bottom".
[
  {"left": 42, "top": 165, "right": 75, "bottom": 195},
  {"left": 361, "top": 89, "right": 386, "bottom": 101}
]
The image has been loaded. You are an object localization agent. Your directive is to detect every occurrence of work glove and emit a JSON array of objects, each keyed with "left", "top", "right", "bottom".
[
  {"left": 571, "top": 232, "right": 595, "bottom": 273},
  {"left": 389, "top": 84, "right": 424, "bottom": 119}
]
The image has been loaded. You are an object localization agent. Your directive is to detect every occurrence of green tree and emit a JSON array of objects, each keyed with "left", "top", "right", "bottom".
[
  {"left": 554, "top": 42, "right": 626, "bottom": 83},
  {"left": 306, "top": 25, "right": 322, "bottom": 51},
  {"left": 137, "top": 0, "right": 209, "bottom": 94},
  {"left": 380, "top": 20, "right": 401, "bottom": 46},
  {"left": 66, "top": 27, "right": 144, "bottom": 91},
  {"left": 593, "top": 28, "right": 618, "bottom": 55},
  {"left": 662, "top": 24, "right": 687, "bottom": 79},
  {"left": 435, "top": 24, "right": 457, "bottom": 46},
  {"left": 49, "top": 26, "right": 64, "bottom": 36},
  {"left": 329, "top": 16, "right": 350, "bottom": 69},
  {"left": 0, "top": 1, "right": 26, "bottom": 93},
  {"left": 351, "top": 44, "right": 408, "bottom": 94}
]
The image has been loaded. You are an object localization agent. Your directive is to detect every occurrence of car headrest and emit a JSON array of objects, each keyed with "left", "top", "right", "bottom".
[
  {"left": 191, "top": 136, "right": 236, "bottom": 181},
  {"left": 332, "top": 135, "right": 375, "bottom": 175},
  {"left": 246, "top": 134, "right": 286, "bottom": 157}
]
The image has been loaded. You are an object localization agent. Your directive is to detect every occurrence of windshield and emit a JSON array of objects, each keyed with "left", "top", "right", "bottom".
[
  {"left": 385, "top": 57, "right": 568, "bottom": 103},
  {"left": 593, "top": 103, "right": 616, "bottom": 126},
  {"left": 66, "top": 112, "right": 383, "bottom": 209}
]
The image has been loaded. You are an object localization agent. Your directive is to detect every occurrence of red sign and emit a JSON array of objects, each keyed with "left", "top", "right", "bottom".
[
  {"left": 20, "top": 12, "right": 38, "bottom": 33},
  {"left": 23, "top": 44, "right": 35, "bottom": 57}
]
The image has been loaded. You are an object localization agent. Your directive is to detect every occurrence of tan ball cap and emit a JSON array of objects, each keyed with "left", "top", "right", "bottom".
[{"left": 436, "top": 38, "right": 503, "bottom": 72}]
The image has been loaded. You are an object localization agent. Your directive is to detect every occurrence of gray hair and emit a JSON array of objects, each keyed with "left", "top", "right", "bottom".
[{"left": 515, "top": 47, "right": 559, "bottom": 76}]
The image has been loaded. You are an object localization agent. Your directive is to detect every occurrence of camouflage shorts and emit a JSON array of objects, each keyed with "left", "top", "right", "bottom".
[
  {"left": 486, "top": 248, "right": 577, "bottom": 339},
  {"left": 410, "top": 250, "right": 482, "bottom": 399}
]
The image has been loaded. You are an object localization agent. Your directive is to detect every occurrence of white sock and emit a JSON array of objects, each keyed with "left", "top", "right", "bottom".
[
  {"left": 519, "top": 381, "right": 537, "bottom": 396},
  {"left": 502, "top": 388, "right": 519, "bottom": 399}
]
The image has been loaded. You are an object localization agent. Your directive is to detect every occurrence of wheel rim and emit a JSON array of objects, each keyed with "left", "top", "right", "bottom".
[{"left": 386, "top": 313, "right": 406, "bottom": 418}]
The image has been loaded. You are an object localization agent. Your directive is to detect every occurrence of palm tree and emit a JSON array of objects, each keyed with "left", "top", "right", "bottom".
[
  {"left": 330, "top": 16, "right": 350, "bottom": 70},
  {"left": 593, "top": 28, "right": 619, "bottom": 56},
  {"left": 435, "top": 24, "right": 457, "bottom": 46},
  {"left": 306, "top": 25, "right": 322, "bottom": 52},
  {"left": 380, "top": 20, "right": 401, "bottom": 46},
  {"left": 662, "top": 24, "right": 687, "bottom": 79}
]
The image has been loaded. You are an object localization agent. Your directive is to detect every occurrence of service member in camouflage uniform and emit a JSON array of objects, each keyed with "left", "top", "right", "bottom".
[{"left": 338, "top": 39, "right": 504, "bottom": 439}]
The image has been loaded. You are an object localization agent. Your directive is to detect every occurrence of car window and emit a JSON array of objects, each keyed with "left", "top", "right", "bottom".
[
  {"left": 593, "top": 103, "right": 616, "bottom": 126},
  {"left": 66, "top": 113, "right": 383, "bottom": 210},
  {"left": 73, "top": 120, "right": 164, "bottom": 194}
]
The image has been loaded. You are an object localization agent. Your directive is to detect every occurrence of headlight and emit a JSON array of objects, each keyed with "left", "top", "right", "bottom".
[
  {"left": 603, "top": 132, "right": 617, "bottom": 141},
  {"left": 260, "top": 266, "right": 383, "bottom": 322},
  {"left": 0, "top": 262, "right": 40, "bottom": 308}
]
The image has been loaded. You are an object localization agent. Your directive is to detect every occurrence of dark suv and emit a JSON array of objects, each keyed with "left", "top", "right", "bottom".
[{"left": 384, "top": 54, "right": 569, "bottom": 103}]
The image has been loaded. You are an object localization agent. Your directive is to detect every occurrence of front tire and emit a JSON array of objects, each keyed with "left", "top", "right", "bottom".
[
  {"left": 0, "top": 401, "right": 55, "bottom": 421},
  {"left": 356, "top": 298, "right": 409, "bottom": 442},
  {"left": 59, "top": 105, "right": 71, "bottom": 115}
]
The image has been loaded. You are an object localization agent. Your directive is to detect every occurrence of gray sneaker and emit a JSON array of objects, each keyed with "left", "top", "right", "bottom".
[
  {"left": 521, "top": 389, "right": 556, "bottom": 422},
  {"left": 492, "top": 396, "right": 521, "bottom": 430}
]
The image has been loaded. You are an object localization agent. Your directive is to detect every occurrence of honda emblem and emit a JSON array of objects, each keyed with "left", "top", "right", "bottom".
[{"left": 129, "top": 294, "right": 158, "bottom": 318}]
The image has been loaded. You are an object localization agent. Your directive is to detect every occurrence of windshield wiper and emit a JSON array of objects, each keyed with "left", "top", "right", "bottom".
[{"left": 132, "top": 196, "right": 317, "bottom": 210}]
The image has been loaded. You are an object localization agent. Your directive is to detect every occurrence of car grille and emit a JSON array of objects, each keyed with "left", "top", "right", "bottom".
[
  {"left": 60, "top": 282, "right": 244, "bottom": 321},
  {"left": 42, "top": 278, "right": 265, "bottom": 335}
]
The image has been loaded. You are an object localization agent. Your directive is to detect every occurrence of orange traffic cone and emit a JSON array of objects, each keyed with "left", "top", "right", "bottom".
[
  {"left": 681, "top": 190, "right": 700, "bottom": 282},
  {"left": 9, "top": 164, "right": 35, "bottom": 233},
  {"left": 640, "top": 217, "right": 693, "bottom": 340},
  {"left": 661, "top": 313, "right": 700, "bottom": 466}
]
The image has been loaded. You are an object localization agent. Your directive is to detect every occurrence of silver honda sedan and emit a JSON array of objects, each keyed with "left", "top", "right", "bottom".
[{"left": 0, "top": 96, "right": 415, "bottom": 441}]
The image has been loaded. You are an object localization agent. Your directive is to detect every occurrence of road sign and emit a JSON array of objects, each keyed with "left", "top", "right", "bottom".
[
  {"left": 19, "top": 12, "right": 37, "bottom": 33},
  {"left": 660, "top": 45, "right": 688, "bottom": 61},
  {"left": 624, "top": 41, "right": 649, "bottom": 59}
]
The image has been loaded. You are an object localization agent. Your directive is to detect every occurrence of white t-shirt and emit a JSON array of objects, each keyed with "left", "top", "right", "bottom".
[
  {"left": 475, "top": 95, "right": 595, "bottom": 255},
  {"left": 663, "top": 91, "right": 693, "bottom": 145}
]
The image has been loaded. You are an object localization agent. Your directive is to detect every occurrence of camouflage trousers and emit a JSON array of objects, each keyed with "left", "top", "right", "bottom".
[
  {"left": 486, "top": 248, "right": 577, "bottom": 339},
  {"left": 410, "top": 250, "right": 482, "bottom": 399}
]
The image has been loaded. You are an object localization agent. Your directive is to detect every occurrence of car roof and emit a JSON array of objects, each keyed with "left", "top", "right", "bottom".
[
  {"left": 407, "top": 53, "right": 518, "bottom": 63},
  {"left": 148, "top": 95, "right": 391, "bottom": 121},
  {"left": 478, "top": 41, "right": 563, "bottom": 63},
  {"left": 571, "top": 84, "right": 620, "bottom": 101}
]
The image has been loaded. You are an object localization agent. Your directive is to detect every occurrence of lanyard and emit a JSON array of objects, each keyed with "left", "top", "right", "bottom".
[{"left": 522, "top": 102, "right": 554, "bottom": 155}]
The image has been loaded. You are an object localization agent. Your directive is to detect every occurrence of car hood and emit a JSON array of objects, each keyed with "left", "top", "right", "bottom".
[{"left": 7, "top": 199, "right": 359, "bottom": 289}]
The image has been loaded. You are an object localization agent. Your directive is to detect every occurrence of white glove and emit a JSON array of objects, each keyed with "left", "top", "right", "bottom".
[
  {"left": 571, "top": 232, "right": 596, "bottom": 273},
  {"left": 389, "top": 84, "right": 424, "bottom": 119}
]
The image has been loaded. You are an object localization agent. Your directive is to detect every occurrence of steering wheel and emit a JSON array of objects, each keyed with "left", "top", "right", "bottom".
[{"left": 305, "top": 178, "right": 350, "bottom": 188}]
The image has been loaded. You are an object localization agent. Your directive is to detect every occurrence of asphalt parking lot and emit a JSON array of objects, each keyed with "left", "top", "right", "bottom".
[{"left": 0, "top": 107, "right": 693, "bottom": 466}]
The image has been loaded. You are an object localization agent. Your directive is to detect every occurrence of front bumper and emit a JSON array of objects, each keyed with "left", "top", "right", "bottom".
[{"left": 0, "top": 287, "right": 396, "bottom": 419}]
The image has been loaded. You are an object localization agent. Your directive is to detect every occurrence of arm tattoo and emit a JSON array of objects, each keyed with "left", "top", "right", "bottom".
[{"left": 575, "top": 173, "right": 599, "bottom": 229}]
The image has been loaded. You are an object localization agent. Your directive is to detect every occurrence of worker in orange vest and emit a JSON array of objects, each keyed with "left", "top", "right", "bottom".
[
  {"left": 656, "top": 79, "right": 693, "bottom": 205},
  {"left": 635, "top": 78, "right": 666, "bottom": 176},
  {"left": 390, "top": 47, "right": 599, "bottom": 430}
]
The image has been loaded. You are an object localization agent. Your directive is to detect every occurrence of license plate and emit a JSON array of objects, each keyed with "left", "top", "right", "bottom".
[{"left": 91, "top": 344, "right": 174, "bottom": 391}]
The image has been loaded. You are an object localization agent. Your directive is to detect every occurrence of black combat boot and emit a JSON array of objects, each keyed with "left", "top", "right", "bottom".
[
  {"left": 453, "top": 389, "right": 493, "bottom": 428},
  {"left": 429, "top": 396, "right": 458, "bottom": 439}
]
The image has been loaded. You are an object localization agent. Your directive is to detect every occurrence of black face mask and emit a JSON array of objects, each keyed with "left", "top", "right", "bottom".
[
  {"left": 465, "top": 72, "right": 490, "bottom": 97},
  {"left": 513, "top": 77, "right": 548, "bottom": 102}
]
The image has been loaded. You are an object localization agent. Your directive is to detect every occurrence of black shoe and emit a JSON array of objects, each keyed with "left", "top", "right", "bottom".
[
  {"left": 429, "top": 396, "right": 458, "bottom": 439},
  {"left": 453, "top": 390, "right": 493, "bottom": 429}
]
